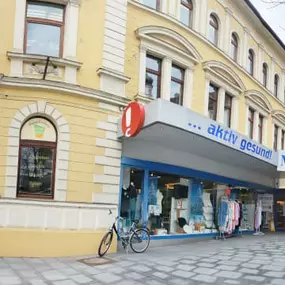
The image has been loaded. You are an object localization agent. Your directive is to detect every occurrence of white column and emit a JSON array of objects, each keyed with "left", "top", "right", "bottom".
[
  {"left": 193, "top": 0, "right": 200, "bottom": 31},
  {"left": 231, "top": 96, "right": 239, "bottom": 130},
  {"left": 245, "top": 105, "right": 249, "bottom": 136},
  {"left": 63, "top": 1, "right": 80, "bottom": 59},
  {"left": 278, "top": 127, "right": 282, "bottom": 150},
  {"left": 168, "top": 0, "right": 176, "bottom": 16},
  {"left": 263, "top": 117, "right": 268, "bottom": 146},
  {"left": 13, "top": 0, "right": 26, "bottom": 52},
  {"left": 253, "top": 111, "right": 259, "bottom": 141},
  {"left": 204, "top": 77, "right": 210, "bottom": 116},
  {"left": 257, "top": 44, "right": 264, "bottom": 82},
  {"left": 281, "top": 70, "right": 285, "bottom": 102},
  {"left": 199, "top": 0, "right": 208, "bottom": 36},
  {"left": 183, "top": 67, "right": 194, "bottom": 109},
  {"left": 270, "top": 58, "right": 275, "bottom": 93},
  {"left": 176, "top": 0, "right": 181, "bottom": 20},
  {"left": 138, "top": 47, "right": 147, "bottom": 96},
  {"left": 224, "top": 8, "right": 232, "bottom": 54},
  {"left": 217, "top": 87, "right": 225, "bottom": 124},
  {"left": 161, "top": 57, "right": 172, "bottom": 101},
  {"left": 242, "top": 28, "right": 249, "bottom": 70},
  {"left": 161, "top": 0, "right": 167, "bottom": 13}
]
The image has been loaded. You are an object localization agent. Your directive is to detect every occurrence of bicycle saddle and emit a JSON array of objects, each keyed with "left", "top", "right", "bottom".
[{"left": 133, "top": 219, "right": 140, "bottom": 224}]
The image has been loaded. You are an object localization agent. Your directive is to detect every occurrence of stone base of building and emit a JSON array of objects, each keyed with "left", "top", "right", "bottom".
[{"left": 0, "top": 228, "right": 117, "bottom": 257}]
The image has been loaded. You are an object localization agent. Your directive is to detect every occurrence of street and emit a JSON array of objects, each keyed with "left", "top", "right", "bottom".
[{"left": 1, "top": 233, "right": 285, "bottom": 284}]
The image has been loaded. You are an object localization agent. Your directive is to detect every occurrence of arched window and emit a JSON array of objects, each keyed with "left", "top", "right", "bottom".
[
  {"left": 262, "top": 63, "right": 268, "bottom": 88},
  {"left": 274, "top": 74, "right": 279, "bottom": 97},
  {"left": 230, "top": 33, "right": 238, "bottom": 62},
  {"left": 180, "top": 0, "right": 193, "bottom": 27},
  {"left": 248, "top": 49, "right": 254, "bottom": 75},
  {"left": 17, "top": 117, "right": 57, "bottom": 199},
  {"left": 209, "top": 14, "right": 219, "bottom": 46}
]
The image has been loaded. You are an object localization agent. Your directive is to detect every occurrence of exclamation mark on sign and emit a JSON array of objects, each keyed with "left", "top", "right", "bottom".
[{"left": 125, "top": 107, "right": 132, "bottom": 137}]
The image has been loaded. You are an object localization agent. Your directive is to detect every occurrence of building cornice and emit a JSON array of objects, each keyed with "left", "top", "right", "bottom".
[{"left": 0, "top": 76, "right": 130, "bottom": 107}]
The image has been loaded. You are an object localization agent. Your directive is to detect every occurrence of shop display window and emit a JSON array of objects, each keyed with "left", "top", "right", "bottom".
[
  {"left": 119, "top": 165, "right": 274, "bottom": 237},
  {"left": 147, "top": 172, "right": 189, "bottom": 235},
  {"left": 120, "top": 168, "right": 144, "bottom": 229}
]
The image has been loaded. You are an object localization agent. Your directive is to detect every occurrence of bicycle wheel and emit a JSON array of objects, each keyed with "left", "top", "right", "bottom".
[
  {"left": 98, "top": 231, "right": 113, "bottom": 257},
  {"left": 130, "top": 228, "right": 150, "bottom": 253}
]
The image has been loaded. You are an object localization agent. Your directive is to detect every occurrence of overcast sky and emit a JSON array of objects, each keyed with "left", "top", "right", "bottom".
[{"left": 249, "top": 0, "right": 285, "bottom": 43}]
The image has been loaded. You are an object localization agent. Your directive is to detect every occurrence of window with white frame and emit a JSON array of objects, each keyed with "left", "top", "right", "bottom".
[
  {"left": 208, "top": 84, "right": 218, "bottom": 120},
  {"left": 137, "top": 26, "right": 198, "bottom": 109},
  {"left": 274, "top": 124, "right": 278, "bottom": 151},
  {"left": 258, "top": 114, "right": 263, "bottom": 144},
  {"left": 245, "top": 93, "right": 271, "bottom": 145},
  {"left": 248, "top": 108, "right": 254, "bottom": 140},
  {"left": 25, "top": 1, "right": 65, "bottom": 57},
  {"left": 180, "top": 0, "right": 193, "bottom": 27},
  {"left": 274, "top": 74, "right": 279, "bottom": 97},
  {"left": 145, "top": 55, "right": 162, "bottom": 99},
  {"left": 248, "top": 49, "right": 255, "bottom": 76},
  {"left": 230, "top": 33, "right": 238, "bottom": 62},
  {"left": 224, "top": 93, "right": 232, "bottom": 128},
  {"left": 209, "top": 14, "right": 219, "bottom": 46},
  {"left": 170, "top": 65, "right": 185, "bottom": 105},
  {"left": 262, "top": 63, "right": 268, "bottom": 88}
]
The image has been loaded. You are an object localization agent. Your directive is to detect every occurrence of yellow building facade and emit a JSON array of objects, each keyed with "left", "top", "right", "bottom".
[{"left": 1, "top": 0, "right": 285, "bottom": 257}]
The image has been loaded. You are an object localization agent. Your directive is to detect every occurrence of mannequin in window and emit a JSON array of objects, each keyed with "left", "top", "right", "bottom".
[{"left": 128, "top": 182, "right": 137, "bottom": 221}]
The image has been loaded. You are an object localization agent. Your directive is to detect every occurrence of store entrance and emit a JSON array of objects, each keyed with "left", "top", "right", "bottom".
[{"left": 275, "top": 190, "right": 285, "bottom": 230}]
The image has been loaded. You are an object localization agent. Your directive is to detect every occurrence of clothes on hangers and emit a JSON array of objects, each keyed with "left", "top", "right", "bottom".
[{"left": 218, "top": 197, "right": 241, "bottom": 235}]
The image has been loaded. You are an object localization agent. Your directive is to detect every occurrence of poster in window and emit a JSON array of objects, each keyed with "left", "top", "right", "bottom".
[{"left": 18, "top": 146, "right": 54, "bottom": 196}]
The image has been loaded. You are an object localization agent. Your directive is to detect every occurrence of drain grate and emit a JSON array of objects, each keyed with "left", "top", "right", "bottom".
[{"left": 78, "top": 256, "right": 116, "bottom": 267}]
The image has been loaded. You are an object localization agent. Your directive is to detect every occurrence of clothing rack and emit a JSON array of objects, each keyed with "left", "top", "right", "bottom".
[{"left": 216, "top": 195, "right": 243, "bottom": 240}]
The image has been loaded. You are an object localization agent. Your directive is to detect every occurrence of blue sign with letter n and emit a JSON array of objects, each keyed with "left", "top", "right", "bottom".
[{"left": 277, "top": 151, "right": 285, "bottom": 171}]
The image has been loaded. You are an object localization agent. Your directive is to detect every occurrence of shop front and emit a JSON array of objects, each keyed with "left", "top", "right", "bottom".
[{"left": 118, "top": 100, "right": 278, "bottom": 240}]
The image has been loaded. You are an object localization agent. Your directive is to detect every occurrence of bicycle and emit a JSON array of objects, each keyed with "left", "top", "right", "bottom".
[{"left": 98, "top": 209, "right": 150, "bottom": 257}]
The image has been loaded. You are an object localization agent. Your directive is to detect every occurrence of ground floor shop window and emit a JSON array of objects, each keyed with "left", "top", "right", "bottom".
[
  {"left": 119, "top": 164, "right": 274, "bottom": 237},
  {"left": 120, "top": 168, "right": 144, "bottom": 228},
  {"left": 147, "top": 172, "right": 190, "bottom": 235},
  {"left": 17, "top": 118, "right": 57, "bottom": 199}
]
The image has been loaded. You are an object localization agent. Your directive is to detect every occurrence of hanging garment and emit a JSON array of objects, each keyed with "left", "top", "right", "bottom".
[
  {"left": 218, "top": 199, "right": 229, "bottom": 231},
  {"left": 255, "top": 202, "right": 262, "bottom": 230}
]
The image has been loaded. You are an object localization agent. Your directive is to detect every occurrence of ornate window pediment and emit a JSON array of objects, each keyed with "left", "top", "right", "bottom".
[{"left": 244, "top": 90, "right": 272, "bottom": 115}]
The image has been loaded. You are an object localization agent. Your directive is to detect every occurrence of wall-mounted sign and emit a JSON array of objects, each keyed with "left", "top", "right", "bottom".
[
  {"left": 21, "top": 118, "right": 56, "bottom": 142},
  {"left": 277, "top": 151, "right": 285, "bottom": 171},
  {"left": 122, "top": 102, "right": 145, "bottom": 137}
]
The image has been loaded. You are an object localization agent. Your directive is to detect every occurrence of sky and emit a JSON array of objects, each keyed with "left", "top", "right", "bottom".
[{"left": 249, "top": 0, "right": 285, "bottom": 43}]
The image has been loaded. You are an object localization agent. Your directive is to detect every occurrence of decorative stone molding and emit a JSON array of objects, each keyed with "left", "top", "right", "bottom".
[
  {"left": 136, "top": 26, "right": 202, "bottom": 61},
  {"left": 94, "top": 114, "right": 122, "bottom": 205},
  {"left": 7, "top": 52, "right": 82, "bottom": 84},
  {"left": 0, "top": 198, "right": 116, "bottom": 230},
  {"left": 203, "top": 61, "right": 246, "bottom": 93},
  {"left": 0, "top": 76, "right": 130, "bottom": 107},
  {"left": 5, "top": 101, "right": 70, "bottom": 201},
  {"left": 244, "top": 90, "right": 272, "bottom": 116},
  {"left": 97, "top": 68, "right": 130, "bottom": 98}
]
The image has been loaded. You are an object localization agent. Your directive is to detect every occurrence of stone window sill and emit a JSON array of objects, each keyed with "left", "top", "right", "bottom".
[{"left": 7, "top": 51, "right": 82, "bottom": 84}]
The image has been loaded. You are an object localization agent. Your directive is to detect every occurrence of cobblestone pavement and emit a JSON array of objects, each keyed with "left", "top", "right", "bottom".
[{"left": 2, "top": 234, "right": 285, "bottom": 284}]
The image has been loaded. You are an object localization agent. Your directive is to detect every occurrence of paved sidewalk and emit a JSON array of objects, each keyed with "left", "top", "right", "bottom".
[{"left": 1, "top": 233, "right": 285, "bottom": 284}]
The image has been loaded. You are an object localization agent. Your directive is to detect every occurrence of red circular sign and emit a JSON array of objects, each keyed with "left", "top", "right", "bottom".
[{"left": 122, "top": 102, "right": 145, "bottom": 137}]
